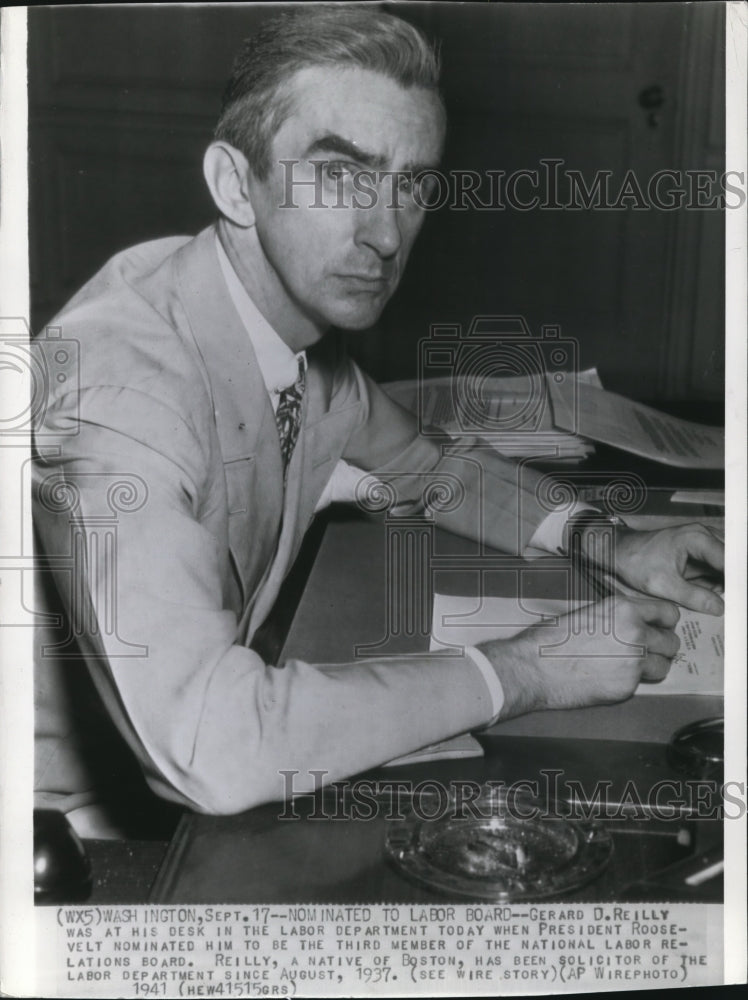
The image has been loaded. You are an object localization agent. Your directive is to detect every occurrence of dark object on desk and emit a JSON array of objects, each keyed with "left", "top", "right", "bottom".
[
  {"left": 34, "top": 810, "right": 92, "bottom": 903},
  {"left": 667, "top": 717, "right": 724, "bottom": 780}
]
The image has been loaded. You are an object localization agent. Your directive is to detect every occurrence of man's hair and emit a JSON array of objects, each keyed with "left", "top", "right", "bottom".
[{"left": 214, "top": 4, "right": 443, "bottom": 179}]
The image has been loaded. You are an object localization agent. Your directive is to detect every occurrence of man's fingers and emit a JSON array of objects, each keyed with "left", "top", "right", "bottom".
[
  {"left": 660, "top": 577, "right": 724, "bottom": 616},
  {"left": 623, "top": 596, "right": 680, "bottom": 628},
  {"left": 642, "top": 623, "right": 681, "bottom": 659},
  {"left": 640, "top": 654, "right": 673, "bottom": 684},
  {"left": 683, "top": 526, "right": 725, "bottom": 573},
  {"left": 678, "top": 527, "right": 725, "bottom": 613},
  {"left": 683, "top": 572, "right": 724, "bottom": 594},
  {"left": 685, "top": 584, "right": 724, "bottom": 616}
]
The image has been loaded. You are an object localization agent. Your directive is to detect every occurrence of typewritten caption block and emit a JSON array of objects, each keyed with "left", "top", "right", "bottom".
[{"left": 35, "top": 903, "right": 723, "bottom": 996}]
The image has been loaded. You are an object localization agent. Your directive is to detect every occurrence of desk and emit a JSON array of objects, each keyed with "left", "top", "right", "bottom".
[
  {"left": 149, "top": 499, "right": 724, "bottom": 905},
  {"left": 281, "top": 507, "right": 723, "bottom": 744}
]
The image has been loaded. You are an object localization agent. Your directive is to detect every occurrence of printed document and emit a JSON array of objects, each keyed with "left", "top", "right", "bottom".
[
  {"left": 431, "top": 593, "right": 723, "bottom": 697},
  {"left": 548, "top": 378, "right": 724, "bottom": 468}
]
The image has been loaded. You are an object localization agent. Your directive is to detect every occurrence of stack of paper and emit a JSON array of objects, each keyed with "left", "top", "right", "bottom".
[
  {"left": 382, "top": 371, "right": 597, "bottom": 462},
  {"left": 671, "top": 490, "right": 725, "bottom": 507},
  {"left": 383, "top": 369, "right": 724, "bottom": 470}
]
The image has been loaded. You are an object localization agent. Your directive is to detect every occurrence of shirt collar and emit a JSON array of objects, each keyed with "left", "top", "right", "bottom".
[{"left": 215, "top": 233, "right": 306, "bottom": 396}]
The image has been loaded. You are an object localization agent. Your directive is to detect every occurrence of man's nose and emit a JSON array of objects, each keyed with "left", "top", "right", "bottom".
[{"left": 354, "top": 190, "right": 402, "bottom": 259}]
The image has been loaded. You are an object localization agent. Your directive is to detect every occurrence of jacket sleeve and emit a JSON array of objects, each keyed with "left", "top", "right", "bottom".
[
  {"left": 340, "top": 358, "right": 550, "bottom": 555},
  {"left": 33, "top": 384, "right": 496, "bottom": 815}
]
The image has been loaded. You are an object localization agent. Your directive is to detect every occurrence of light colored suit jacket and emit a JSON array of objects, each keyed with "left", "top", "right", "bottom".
[{"left": 33, "top": 226, "right": 548, "bottom": 815}]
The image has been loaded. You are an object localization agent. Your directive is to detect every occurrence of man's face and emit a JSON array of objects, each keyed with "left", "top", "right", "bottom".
[{"left": 245, "top": 65, "right": 445, "bottom": 335}]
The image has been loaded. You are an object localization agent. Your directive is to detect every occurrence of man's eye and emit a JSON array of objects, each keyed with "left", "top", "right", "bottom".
[
  {"left": 323, "top": 161, "right": 355, "bottom": 181},
  {"left": 413, "top": 173, "right": 437, "bottom": 202},
  {"left": 395, "top": 172, "right": 435, "bottom": 207}
]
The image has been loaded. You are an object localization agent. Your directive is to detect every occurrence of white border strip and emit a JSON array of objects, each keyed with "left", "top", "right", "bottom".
[
  {"left": 0, "top": 6, "right": 33, "bottom": 998},
  {"left": 723, "top": 0, "right": 748, "bottom": 987}
]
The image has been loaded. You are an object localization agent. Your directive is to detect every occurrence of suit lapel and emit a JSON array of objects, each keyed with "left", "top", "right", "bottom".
[
  {"left": 174, "top": 226, "right": 276, "bottom": 464},
  {"left": 173, "top": 228, "right": 365, "bottom": 642},
  {"left": 174, "top": 228, "right": 283, "bottom": 611}
]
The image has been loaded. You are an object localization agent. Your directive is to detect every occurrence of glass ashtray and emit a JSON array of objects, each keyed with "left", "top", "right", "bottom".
[{"left": 385, "top": 792, "right": 612, "bottom": 901}]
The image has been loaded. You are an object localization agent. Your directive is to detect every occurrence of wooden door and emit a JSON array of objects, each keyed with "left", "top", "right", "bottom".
[{"left": 380, "top": 2, "right": 725, "bottom": 403}]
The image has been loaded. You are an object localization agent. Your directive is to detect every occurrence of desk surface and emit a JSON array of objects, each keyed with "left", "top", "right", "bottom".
[
  {"left": 149, "top": 500, "right": 723, "bottom": 904},
  {"left": 151, "top": 733, "right": 722, "bottom": 904},
  {"left": 281, "top": 508, "right": 723, "bottom": 744}
]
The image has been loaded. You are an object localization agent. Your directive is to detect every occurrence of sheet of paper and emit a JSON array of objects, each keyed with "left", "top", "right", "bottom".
[
  {"left": 431, "top": 593, "right": 723, "bottom": 696},
  {"left": 548, "top": 378, "right": 724, "bottom": 468},
  {"left": 671, "top": 489, "right": 725, "bottom": 507},
  {"left": 383, "top": 733, "right": 484, "bottom": 767}
]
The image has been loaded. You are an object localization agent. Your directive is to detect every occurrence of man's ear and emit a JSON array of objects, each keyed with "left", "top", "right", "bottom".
[{"left": 203, "top": 142, "right": 256, "bottom": 227}]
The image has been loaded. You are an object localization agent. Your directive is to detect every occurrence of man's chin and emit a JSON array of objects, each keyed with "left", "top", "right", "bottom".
[{"left": 323, "top": 297, "right": 389, "bottom": 332}]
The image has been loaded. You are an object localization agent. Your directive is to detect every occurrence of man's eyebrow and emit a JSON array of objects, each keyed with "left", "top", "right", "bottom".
[
  {"left": 305, "top": 133, "right": 387, "bottom": 170},
  {"left": 402, "top": 157, "right": 441, "bottom": 175},
  {"left": 304, "top": 133, "right": 441, "bottom": 176}
]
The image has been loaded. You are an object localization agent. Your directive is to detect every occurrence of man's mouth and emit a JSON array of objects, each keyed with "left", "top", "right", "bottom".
[
  {"left": 341, "top": 273, "right": 388, "bottom": 282},
  {"left": 338, "top": 273, "right": 391, "bottom": 291}
]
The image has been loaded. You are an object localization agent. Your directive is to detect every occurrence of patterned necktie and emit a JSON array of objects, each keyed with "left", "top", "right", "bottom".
[{"left": 274, "top": 356, "right": 306, "bottom": 477}]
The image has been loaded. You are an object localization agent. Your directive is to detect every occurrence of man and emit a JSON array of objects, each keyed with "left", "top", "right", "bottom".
[{"left": 33, "top": 6, "right": 723, "bottom": 827}]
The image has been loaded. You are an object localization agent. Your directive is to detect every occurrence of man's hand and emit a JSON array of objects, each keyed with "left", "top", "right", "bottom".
[
  {"left": 478, "top": 596, "right": 681, "bottom": 720},
  {"left": 612, "top": 523, "right": 724, "bottom": 615}
]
